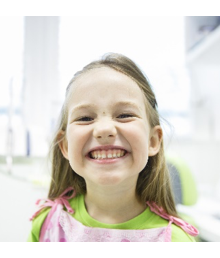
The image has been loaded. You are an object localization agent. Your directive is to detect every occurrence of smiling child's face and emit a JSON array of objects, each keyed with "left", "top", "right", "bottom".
[{"left": 59, "top": 67, "right": 162, "bottom": 190}]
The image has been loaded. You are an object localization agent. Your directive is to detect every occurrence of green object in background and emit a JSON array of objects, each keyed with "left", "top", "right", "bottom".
[
  {"left": 166, "top": 154, "right": 201, "bottom": 241},
  {"left": 166, "top": 155, "right": 198, "bottom": 206}
]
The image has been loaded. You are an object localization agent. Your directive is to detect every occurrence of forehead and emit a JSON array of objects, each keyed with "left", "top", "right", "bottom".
[{"left": 67, "top": 67, "right": 146, "bottom": 108}]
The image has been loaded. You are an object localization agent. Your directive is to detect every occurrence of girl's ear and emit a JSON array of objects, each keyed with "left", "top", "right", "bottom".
[
  {"left": 58, "top": 130, "right": 69, "bottom": 160},
  {"left": 148, "top": 125, "right": 163, "bottom": 157}
]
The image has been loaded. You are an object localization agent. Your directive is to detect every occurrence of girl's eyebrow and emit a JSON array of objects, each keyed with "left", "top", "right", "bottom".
[
  {"left": 115, "top": 101, "right": 141, "bottom": 110},
  {"left": 70, "top": 101, "right": 141, "bottom": 115},
  {"left": 70, "top": 103, "right": 97, "bottom": 113}
]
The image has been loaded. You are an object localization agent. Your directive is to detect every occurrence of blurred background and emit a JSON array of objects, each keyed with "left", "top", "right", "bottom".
[{"left": 0, "top": 16, "right": 220, "bottom": 242}]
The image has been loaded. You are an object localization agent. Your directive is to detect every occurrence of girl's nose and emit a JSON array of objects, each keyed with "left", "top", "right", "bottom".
[{"left": 93, "top": 119, "right": 117, "bottom": 140}]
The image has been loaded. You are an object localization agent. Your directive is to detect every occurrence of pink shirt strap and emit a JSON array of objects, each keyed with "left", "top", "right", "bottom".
[
  {"left": 30, "top": 187, "right": 76, "bottom": 221},
  {"left": 146, "top": 201, "right": 199, "bottom": 237}
]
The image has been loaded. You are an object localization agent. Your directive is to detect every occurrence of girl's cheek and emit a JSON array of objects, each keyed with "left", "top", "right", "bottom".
[
  {"left": 68, "top": 125, "right": 88, "bottom": 137},
  {"left": 130, "top": 126, "right": 150, "bottom": 147},
  {"left": 124, "top": 123, "right": 148, "bottom": 136},
  {"left": 68, "top": 127, "right": 92, "bottom": 153}
]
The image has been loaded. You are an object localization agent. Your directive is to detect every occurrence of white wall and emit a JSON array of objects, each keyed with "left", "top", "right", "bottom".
[
  {"left": 22, "top": 16, "right": 60, "bottom": 156},
  {"left": 0, "top": 172, "right": 47, "bottom": 242}
]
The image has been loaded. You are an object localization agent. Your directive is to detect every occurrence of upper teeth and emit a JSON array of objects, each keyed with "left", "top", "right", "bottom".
[{"left": 90, "top": 149, "right": 126, "bottom": 159}]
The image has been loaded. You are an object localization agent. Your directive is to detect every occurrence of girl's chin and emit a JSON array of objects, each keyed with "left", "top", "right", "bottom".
[
  {"left": 90, "top": 178, "right": 129, "bottom": 188},
  {"left": 84, "top": 170, "right": 140, "bottom": 188}
]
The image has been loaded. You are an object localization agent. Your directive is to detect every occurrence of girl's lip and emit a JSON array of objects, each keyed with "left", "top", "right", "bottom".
[{"left": 86, "top": 151, "right": 129, "bottom": 164}]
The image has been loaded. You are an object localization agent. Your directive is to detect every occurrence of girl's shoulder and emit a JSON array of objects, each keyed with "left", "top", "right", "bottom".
[
  {"left": 28, "top": 194, "right": 81, "bottom": 242},
  {"left": 146, "top": 202, "right": 198, "bottom": 242},
  {"left": 152, "top": 212, "right": 196, "bottom": 242},
  {"left": 28, "top": 207, "right": 50, "bottom": 242},
  {"left": 171, "top": 223, "right": 196, "bottom": 242},
  {"left": 145, "top": 206, "right": 196, "bottom": 242}
]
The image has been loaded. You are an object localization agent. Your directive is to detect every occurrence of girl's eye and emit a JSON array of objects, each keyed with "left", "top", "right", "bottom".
[
  {"left": 117, "top": 114, "right": 134, "bottom": 119},
  {"left": 77, "top": 116, "right": 93, "bottom": 122}
]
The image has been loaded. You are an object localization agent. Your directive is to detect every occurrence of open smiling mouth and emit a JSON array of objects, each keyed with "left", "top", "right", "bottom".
[{"left": 89, "top": 149, "right": 127, "bottom": 160}]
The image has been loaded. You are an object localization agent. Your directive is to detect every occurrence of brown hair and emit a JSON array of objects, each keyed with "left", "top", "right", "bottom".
[{"left": 48, "top": 53, "right": 178, "bottom": 217}]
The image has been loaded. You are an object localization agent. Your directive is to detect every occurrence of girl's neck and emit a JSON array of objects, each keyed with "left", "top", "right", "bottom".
[{"left": 84, "top": 185, "right": 146, "bottom": 224}]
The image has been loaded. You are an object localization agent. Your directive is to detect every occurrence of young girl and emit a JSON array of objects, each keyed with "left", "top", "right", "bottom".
[{"left": 28, "top": 53, "right": 199, "bottom": 242}]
